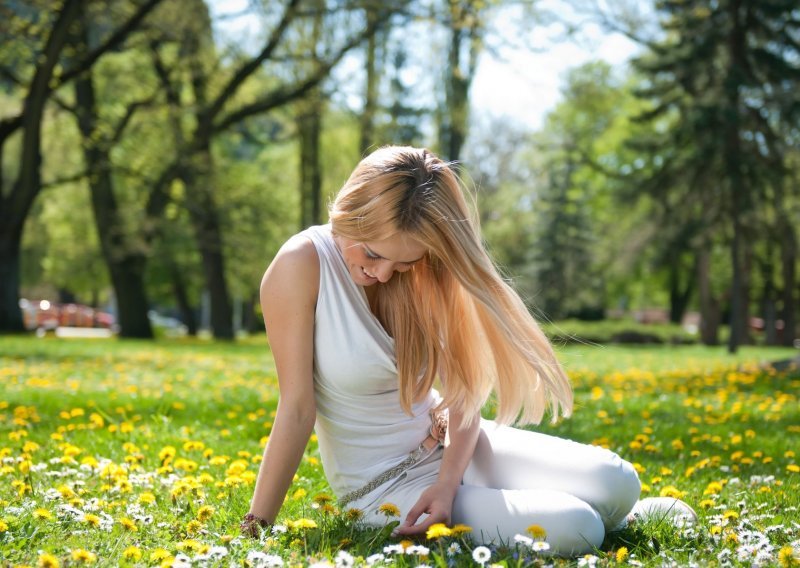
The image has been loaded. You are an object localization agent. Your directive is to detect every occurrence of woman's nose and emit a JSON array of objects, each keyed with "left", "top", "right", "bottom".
[{"left": 375, "top": 262, "right": 395, "bottom": 283}]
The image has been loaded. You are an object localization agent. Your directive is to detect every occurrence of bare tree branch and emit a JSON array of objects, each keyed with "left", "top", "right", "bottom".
[{"left": 214, "top": 11, "right": 386, "bottom": 133}]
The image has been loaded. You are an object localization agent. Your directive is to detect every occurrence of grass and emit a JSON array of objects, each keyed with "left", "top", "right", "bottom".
[{"left": 0, "top": 335, "right": 798, "bottom": 567}]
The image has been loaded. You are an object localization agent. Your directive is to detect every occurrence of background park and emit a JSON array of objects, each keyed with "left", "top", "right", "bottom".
[{"left": 1, "top": 0, "right": 799, "bottom": 566}]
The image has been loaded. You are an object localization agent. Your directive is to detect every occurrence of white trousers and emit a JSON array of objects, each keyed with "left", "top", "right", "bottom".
[
  {"left": 358, "top": 419, "right": 641, "bottom": 556},
  {"left": 453, "top": 420, "right": 641, "bottom": 555}
]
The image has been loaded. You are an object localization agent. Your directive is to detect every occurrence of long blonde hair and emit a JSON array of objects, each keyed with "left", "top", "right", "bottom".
[{"left": 330, "top": 146, "right": 572, "bottom": 427}]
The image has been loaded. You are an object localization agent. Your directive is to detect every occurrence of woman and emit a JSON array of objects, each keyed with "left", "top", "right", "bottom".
[{"left": 243, "top": 146, "right": 694, "bottom": 555}]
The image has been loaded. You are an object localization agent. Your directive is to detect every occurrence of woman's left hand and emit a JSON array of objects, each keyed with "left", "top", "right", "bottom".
[{"left": 393, "top": 482, "right": 458, "bottom": 536}]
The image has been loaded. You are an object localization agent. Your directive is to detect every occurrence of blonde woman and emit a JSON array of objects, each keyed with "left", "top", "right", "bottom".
[{"left": 243, "top": 146, "right": 695, "bottom": 555}]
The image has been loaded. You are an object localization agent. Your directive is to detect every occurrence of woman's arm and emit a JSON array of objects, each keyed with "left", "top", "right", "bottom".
[
  {"left": 246, "top": 237, "right": 319, "bottom": 527},
  {"left": 395, "top": 406, "right": 481, "bottom": 535}
]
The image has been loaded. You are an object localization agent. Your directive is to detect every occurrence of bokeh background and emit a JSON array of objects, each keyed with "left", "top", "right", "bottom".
[{"left": 1, "top": 0, "right": 798, "bottom": 354}]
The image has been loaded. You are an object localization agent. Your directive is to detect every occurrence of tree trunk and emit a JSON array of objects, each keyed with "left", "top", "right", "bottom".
[
  {"left": 0, "top": 0, "right": 82, "bottom": 333},
  {"left": 780, "top": 214, "right": 797, "bottom": 346},
  {"left": 297, "top": 89, "right": 323, "bottom": 229},
  {"left": 359, "top": 4, "right": 379, "bottom": 154},
  {"left": 170, "top": 264, "right": 197, "bottom": 336},
  {"left": 669, "top": 257, "right": 694, "bottom": 324},
  {"left": 183, "top": 146, "right": 234, "bottom": 340},
  {"left": 697, "top": 246, "right": 720, "bottom": 345},
  {"left": 73, "top": 13, "right": 153, "bottom": 339}
]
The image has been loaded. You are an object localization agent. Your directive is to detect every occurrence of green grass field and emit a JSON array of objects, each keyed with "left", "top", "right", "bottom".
[{"left": 1, "top": 336, "right": 798, "bottom": 567}]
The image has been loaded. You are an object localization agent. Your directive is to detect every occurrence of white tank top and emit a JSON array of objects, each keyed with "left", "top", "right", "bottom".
[{"left": 300, "top": 224, "right": 438, "bottom": 498}]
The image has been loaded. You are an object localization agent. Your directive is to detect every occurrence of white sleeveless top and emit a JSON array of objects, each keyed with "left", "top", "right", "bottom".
[{"left": 300, "top": 224, "right": 439, "bottom": 499}]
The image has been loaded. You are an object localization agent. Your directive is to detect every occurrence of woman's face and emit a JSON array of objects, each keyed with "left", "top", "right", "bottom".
[{"left": 335, "top": 232, "right": 427, "bottom": 286}]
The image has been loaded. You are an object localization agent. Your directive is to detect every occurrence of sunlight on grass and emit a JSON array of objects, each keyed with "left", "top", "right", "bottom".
[{"left": 0, "top": 337, "right": 798, "bottom": 566}]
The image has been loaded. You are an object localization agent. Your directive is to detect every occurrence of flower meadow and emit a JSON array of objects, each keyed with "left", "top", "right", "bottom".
[{"left": 0, "top": 337, "right": 798, "bottom": 567}]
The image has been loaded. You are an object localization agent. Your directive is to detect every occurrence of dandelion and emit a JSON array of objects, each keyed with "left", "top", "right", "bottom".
[
  {"left": 344, "top": 508, "right": 363, "bottom": 521},
  {"left": 33, "top": 508, "right": 53, "bottom": 520},
  {"left": 118, "top": 517, "right": 137, "bottom": 531},
  {"left": 377, "top": 503, "right": 400, "bottom": 517},
  {"left": 289, "top": 518, "right": 317, "bottom": 529},
  {"left": 0, "top": 520, "right": 7, "bottom": 532},
  {"left": 70, "top": 549, "right": 97, "bottom": 564},
  {"left": 82, "top": 513, "right": 101, "bottom": 527},
  {"left": 451, "top": 523, "right": 472, "bottom": 536},
  {"left": 186, "top": 519, "right": 202, "bottom": 534},
  {"left": 778, "top": 546, "right": 798, "bottom": 567},
  {"left": 197, "top": 504, "right": 215, "bottom": 521},
  {"left": 615, "top": 547, "right": 629, "bottom": 563},
  {"left": 699, "top": 499, "right": 716, "bottom": 509},
  {"left": 472, "top": 545, "right": 491, "bottom": 565},
  {"left": 150, "top": 549, "right": 171, "bottom": 562},
  {"left": 37, "top": 554, "right": 60, "bottom": 568},
  {"left": 787, "top": 464, "right": 799, "bottom": 473},
  {"left": 122, "top": 547, "right": 142, "bottom": 561},
  {"left": 426, "top": 522, "right": 452, "bottom": 539},
  {"left": 526, "top": 524, "right": 547, "bottom": 539}
]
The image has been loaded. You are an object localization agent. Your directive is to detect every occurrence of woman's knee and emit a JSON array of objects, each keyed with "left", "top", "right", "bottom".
[{"left": 590, "top": 451, "right": 641, "bottom": 525}]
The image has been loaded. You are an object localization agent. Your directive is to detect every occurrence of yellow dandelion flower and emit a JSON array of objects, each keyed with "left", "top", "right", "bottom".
[
  {"left": 710, "top": 525, "right": 723, "bottom": 535},
  {"left": 122, "top": 546, "right": 142, "bottom": 561},
  {"left": 289, "top": 518, "right": 317, "bottom": 530},
  {"left": 292, "top": 488, "right": 307, "bottom": 500},
  {"left": 778, "top": 546, "right": 797, "bottom": 568},
  {"left": 186, "top": 519, "right": 202, "bottom": 534},
  {"left": 659, "top": 485, "right": 686, "bottom": 499},
  {"left": 723, "top": 510, "right": 739, "bottom": 521},
  {"left": 159, "top": 557, "right": 175, "bottom": 568},
  {"left": 377, "top": 503, "right": 400, "bottom": 517},
  {"left": 197, "top": 505, "right": 215, "bottom": 521},
  {"left": 149, "top": 549, "right": 171, "bottom": 562},
  {"left": 82, "top": 513, "right": 101, "bottom": 527},
  {"left": 313, "top": 493, "right": 333, "bottom": 505},
  {"left": 450, "top": 524, "right": 472, "bottom": 536},
  {"left": 33, "top": 508, "right": 53, "bottom": 520},
  {"left": 724, "top": 531, "right": 739, "bottom": 544},
  {"left": 426, "top": 523, "right": 452, "bottom": 539},
  {"left": 699, "top": 499, "right": 716, "bottom": 509},
  {"left": 118, "top": 517, "right": 137, "bottom": 531},
  {"left": 704, "top": 481, "right": 724, "bottom": 495},
  {"left": 344, "top": 508, "right": 363, "bottom": 521},
  {"left": 37, "top": 553, "right": 60, "bottom": 568},
  {"left": 787, "top": 464, "right": 800, "bottom": 473},
  {"left": 139, "top": 492, "right": 156, "bottom": 504},
  {"left": 526, "top": 524, "right": 547, "bottom": 539},
  {"left": 615, "top": 546, "right": 629, "bottom": 563},
  {"left": 177, "top": 539, "right": 202, "bottom": 552},
  {"left": 0, "top": 520, "right": 8, "bottom": 532},
  {"left": 70, "top": 549, "right": 96, "bottom": 564}
]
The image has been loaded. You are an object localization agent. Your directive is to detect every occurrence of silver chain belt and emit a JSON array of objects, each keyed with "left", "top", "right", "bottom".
[{"left": 337, "top": 409, "right": 448, "bottom": 508}]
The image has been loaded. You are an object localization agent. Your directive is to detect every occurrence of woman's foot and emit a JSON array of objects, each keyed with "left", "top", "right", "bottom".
[{"left": 626, "top": 497, "right": 698, "bottom": 527}]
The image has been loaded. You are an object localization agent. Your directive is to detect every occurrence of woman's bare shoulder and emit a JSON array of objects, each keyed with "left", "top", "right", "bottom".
[{"left": 262, "top": 234, "right": 320, "bottom": 302}]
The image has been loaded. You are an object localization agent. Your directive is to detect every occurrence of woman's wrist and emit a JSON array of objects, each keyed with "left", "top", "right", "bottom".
[{"left": 240, "top": 512, "right": 272, "bottom": 537}]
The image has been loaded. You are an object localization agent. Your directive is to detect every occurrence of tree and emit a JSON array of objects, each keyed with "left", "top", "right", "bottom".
[
  {"left": 633, "top": 0, "right": 800, "bottom": 352},
  {"left": 0, "top": 0, "right": 163, "bottom": 333}
]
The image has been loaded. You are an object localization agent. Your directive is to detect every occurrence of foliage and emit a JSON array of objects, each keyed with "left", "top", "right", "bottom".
[{"left": 1, "top": 337, "right": 798, "bottom": 566}]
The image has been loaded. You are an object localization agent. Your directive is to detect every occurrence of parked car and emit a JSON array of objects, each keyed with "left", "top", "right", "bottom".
[{"left": 19, "top": 299, "right": 116, "bottom": 331}]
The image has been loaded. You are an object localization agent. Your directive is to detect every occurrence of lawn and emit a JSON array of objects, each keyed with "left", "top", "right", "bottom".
[{"left": 0, "top": 335, "right": 798, "bottom": 567}]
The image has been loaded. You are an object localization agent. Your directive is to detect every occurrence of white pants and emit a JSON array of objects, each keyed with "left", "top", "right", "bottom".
[
  {"left": 453, "top": 420, "right": 641, "bottom": 555},
  {"left": 358, "top": 419, "right": 641, "bottom": 556}
]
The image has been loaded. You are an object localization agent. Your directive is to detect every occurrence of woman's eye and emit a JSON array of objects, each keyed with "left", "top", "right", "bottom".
[{"left": 364, "top": 248, "right": 380, "bottom": 260}]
